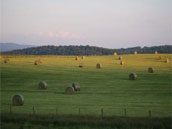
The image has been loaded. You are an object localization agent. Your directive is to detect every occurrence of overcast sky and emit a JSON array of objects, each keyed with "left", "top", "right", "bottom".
[{"left": 1, "top": 0, "right": 171, "bottom": 48}]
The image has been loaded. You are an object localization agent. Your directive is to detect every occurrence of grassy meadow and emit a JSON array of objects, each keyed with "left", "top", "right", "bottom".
[{"left": 0, "top": 54, "right": 172, "bottom": 117}]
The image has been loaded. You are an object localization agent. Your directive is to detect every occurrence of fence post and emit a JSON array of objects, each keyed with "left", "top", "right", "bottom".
[
  {"left": 79, "top": 108, "right": 80, "bottom": 116},
  {"left": 124, "top": 108, "right": 127, "bottom": 117},
  {"left": 10, "top": 104, "right": 12, "bottom": 113},
  {"left": 101, "top": 108, "right": 104, "bottom": 118},
  {"left": 149, "top": 110, "right": 151, "bottom": 118},
  {"left": 33, "top": 106, "right": 35, "bottom": 115},
  {"left": 56, "top": 107, "right": 57, "bottom": 116}
]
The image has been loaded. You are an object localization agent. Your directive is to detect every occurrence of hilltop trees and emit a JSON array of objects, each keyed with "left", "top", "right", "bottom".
[{"left": 1, "top": 45, "right": 171, "bottom": 55}]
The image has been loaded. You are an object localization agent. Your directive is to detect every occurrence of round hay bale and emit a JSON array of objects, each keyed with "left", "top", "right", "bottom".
[
  {"left": 113, "top": 52, "right": 117, "bottom": 56},
  {"left": 72, "top": 82, "right": 80, "bottom": 91},
  {"left": 79, "top": 63, "right": 83, "bottom": 68},
  {"left": 120, "top": 60, "right": 124, "bottom": 65},
  {"left": 148, "top": 67, "right": 154, "bottom": 73},
  {"left": 4, "top": 58, "right": 10, "bottom": 63},
  {"left": 165, "top": 58, "right": 170, "bottom": 63},
  {"left": 155, "top": 51, "right": 158, "bottom": 54},
  {"left": 96, "top": 63, "right": 102, "bottom": 69},
  {"left": 39, "top": 81, "right": 47, "bottom": 89},
  {"left": 12, "top": 94, "right": 24, "bottom": 106},
  {"left": 82, "top": 56, "right": 85, "bottom": 60},
  {"left": 65, "top": 86, "right": 74, "bottom": 95},
  {"left": 134, "top": 51, "right": 137, "bottom": 55},
  {"left": 129, "top": 73, "right": 137, "bottom": 80},
  {"left": 158, "top": 56, "right": 163, "bottom": 60},
  {"left": 34, "top": 60, "right": 39, "bottom": 65},
  {"left": 118, "top": 56, "right": 123, "bottom": 60},
  {"left": 75, "top": 56, "right": 80, "bottom": 61}
]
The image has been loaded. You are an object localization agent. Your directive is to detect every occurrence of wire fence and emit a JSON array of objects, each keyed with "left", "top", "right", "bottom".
[{"left": 7, "top": 104, "right": 171, "bottom": 118}]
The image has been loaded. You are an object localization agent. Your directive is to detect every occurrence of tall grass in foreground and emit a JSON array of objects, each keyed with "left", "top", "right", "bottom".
[{"left": 1, "top": 113, "right": 172, "bottom": 129}]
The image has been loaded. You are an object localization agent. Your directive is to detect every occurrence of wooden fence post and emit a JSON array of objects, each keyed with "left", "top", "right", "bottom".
[
  {"left": 10, "top": 104, "right": 12, "bottom": 113},
  {"left": 56, "top": 107, "right": 58, "bottom": 116},
  {"left": 149, "top": 110, "right": 151, "bottom": 118},
  {"left": 79, "top": 108, "right": 81, "bottom": 116},
  {"left": 124, "top": 108, "right": 127, "bottom": 117},
  {"left": 101, "top": 108, "right": 104, "bottom": 118},
  {"left": 33, "top": 106, "right": 35, "bottom": 115}
]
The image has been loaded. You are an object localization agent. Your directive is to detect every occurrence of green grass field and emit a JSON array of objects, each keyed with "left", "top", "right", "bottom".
[{"left": 1, "top": 54, "right": 172, "bottom": 117}]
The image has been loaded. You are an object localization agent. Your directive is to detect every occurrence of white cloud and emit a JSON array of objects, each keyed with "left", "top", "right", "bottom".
[{"left": 33, "top": 31, "right": 82, "bottom": 39}]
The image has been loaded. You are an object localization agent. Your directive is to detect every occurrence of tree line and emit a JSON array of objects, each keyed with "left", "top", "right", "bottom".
[{"left": 1, "top": 45, "right": 172, "bottom": 55}]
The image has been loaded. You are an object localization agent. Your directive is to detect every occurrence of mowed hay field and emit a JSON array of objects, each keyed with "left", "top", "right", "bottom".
[{"left": 0, "top": 54, "right": 172, "bottom": 117}]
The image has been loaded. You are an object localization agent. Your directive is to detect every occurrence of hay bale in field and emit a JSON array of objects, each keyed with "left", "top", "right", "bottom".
[
  {"left": 148, "top": 67, "right": 154, "bottom": 73},
  {"left": 120, "top": 60, "right": 124, "bottom": 65},
  {"left": 82, "top": 56, "right": 85, "bottom": 60},
  {"left": 12, "top": 94, "right": 24, "bottom": 106},
  {"left": 75, "top": 56, "right": 80, "bottom": 61},
  {"left": 39, "top": 81, "right": 47, "bottom": 89},
  {"left": 79, "top": 63, "right": 83, "bottom": 68},
  {"left": 65, "top": 86, "right": 74, "bottom": 95},
  {"left": 96, "top": 63, "right": 102, "bottom": 69},
  {"left": 4, "top": 58, "right": 10, "bottom": 63},
  {"left": 34, "top": 60, "right": 40, "bottom": 65},
  {"left": 113, "top": 52, "right": 117, "bottom": 56},
  {"left": 0, "top": 56, "right": 2, "bottom": 59},
  {"left": 158, "top": 56, "right": 163, "bottom": 60},
  {"left": 155, "top": 51, "right": 158, "bottom": 54},
  {"left": 72, "top": 82, "right": 80, "bottom": 91},
  {"left": 165, "top": 58, "right": 170, "bottom": 63},
  {"left": 134, "top": 51, "right": 137, "bottom": 55},
  {"left": 118, "top": 56, "right": 123, "bottom": 60},
  {"left": 129, "top": 73, "right": 137, "bottom": 80}
]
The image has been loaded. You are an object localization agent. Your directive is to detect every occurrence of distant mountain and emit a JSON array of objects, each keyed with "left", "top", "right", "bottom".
[
  {"left": 0, "top": 43, "right": 35, "bottom": 52},
  {"left": 1, "top": 45, "right": 172, "bottom": 55}
]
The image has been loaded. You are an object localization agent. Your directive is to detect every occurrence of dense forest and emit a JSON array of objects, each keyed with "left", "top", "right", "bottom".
[{"left": 1, "top": 45, "right": 172, "bottom": 55}]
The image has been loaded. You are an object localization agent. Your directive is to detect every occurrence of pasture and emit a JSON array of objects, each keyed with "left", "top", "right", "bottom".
[{"left": 0, "top": 54, "right": 172, "bottom": 117}]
